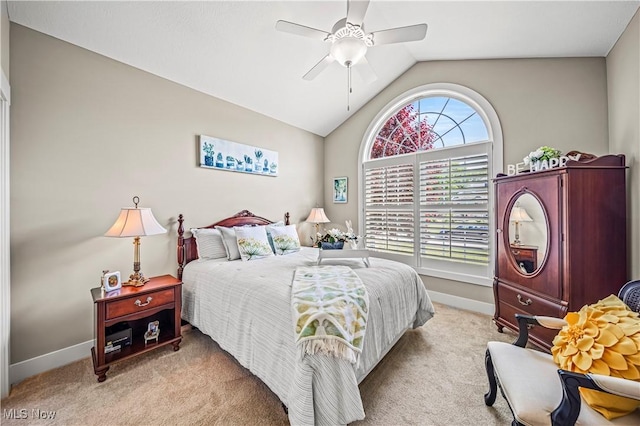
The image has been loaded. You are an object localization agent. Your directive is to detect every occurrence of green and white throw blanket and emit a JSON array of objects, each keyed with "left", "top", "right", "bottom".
[{"left": 292, "top": 265, "right": 369, "bottom": 365}]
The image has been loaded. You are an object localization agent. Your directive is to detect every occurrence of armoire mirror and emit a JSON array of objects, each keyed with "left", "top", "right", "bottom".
[{"left": 507, "top": 193, "right": 548, "bottom": 275}]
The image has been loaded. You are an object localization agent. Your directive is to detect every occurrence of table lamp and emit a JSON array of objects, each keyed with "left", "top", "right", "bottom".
[
  {"left": 510, "top": 204, "right": 533, "bottom": 246},
  {"left": 306, "top": 207, "right": 330, "bottom": 245},
  {"left": 104, "top": 196, "right": 167, "bottom": 287}
]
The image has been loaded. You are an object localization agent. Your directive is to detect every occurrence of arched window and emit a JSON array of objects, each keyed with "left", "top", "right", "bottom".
[
  {"left": 360, "top": 83, "right": 503, "bottom": 286},
  {"left": 370, "top": 97, "right": 489, "bottom": 158}
]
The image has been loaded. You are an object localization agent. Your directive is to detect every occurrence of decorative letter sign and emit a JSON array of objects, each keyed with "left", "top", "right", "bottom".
[{"left": 507, "top": 153, "right": 581, "bottom": 176}]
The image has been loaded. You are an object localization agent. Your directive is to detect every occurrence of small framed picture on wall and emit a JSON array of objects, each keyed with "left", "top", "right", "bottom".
[{"left": 333, "top": 177, "right": 348, "bottom": 204}]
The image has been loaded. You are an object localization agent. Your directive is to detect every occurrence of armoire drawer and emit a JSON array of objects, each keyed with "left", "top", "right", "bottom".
[
  {"left": 497, "top": 282, "right": 564, "bottom": 318},
  {"left": 497, "top": 301, "right": 561, "bottom": 348}
]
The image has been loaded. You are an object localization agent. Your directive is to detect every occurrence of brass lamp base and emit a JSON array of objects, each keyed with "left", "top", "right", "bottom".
[
  {"left": 122, "top": 238, "right": 150, "bottom": 287},
  {"left": 513, "top": 222, "right": 522, "bottom": 246}
]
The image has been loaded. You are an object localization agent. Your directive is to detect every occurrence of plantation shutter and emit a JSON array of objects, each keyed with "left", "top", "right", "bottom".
[
  {"left": 364, "top": 162, "right": 414, "bottom": 256},
  {"left": 419, "top": 152, "right": 490, "bottom": 264}
]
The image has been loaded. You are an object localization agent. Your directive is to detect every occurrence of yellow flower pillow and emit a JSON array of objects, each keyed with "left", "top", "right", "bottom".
[{"left": 551, "top": 295, "right": 640, "bottom": 419}]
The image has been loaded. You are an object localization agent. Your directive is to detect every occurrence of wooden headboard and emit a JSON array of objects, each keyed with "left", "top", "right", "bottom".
[{"left": 177, "top": 210, "right": 290, "bottom": 279}]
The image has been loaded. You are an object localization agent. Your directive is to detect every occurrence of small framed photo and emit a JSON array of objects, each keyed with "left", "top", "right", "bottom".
[
  {"left": 147, "top": 321, "right": 159, "bottom": 336},
  {"left": 144, "top": 320, "right": 160, "bottom": 345},
  {"left": 103, "top": 271, "right": 121, "bottom": 292},
  {"left": 333, "top": 177, "right": 348, "bottom": 204}
]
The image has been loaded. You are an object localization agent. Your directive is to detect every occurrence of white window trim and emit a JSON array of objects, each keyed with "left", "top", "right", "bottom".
[{"left": 358, "top": 83, "right": 503, "bottom": 287}]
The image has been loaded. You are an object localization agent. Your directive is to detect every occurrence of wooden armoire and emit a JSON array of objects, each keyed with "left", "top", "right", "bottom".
[{"left": 493, "top": 155, "right": 627, "bottom": 350}]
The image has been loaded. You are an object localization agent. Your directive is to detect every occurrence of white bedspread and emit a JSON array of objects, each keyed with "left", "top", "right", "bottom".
[{"left": 182, "top": 247, "right": 435, "bottom": 425}]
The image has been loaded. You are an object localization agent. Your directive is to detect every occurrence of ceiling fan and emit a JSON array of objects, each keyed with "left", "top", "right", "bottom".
[{"left": 275, "top": 0, "right": 427, "bottom": 93}]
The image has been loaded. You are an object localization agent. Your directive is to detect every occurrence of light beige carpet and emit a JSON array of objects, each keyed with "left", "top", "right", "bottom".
[{"left": 1, "top": 303, "right": 516, "bottom": 425}]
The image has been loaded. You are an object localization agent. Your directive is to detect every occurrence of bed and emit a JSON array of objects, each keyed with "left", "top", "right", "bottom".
[{"left": 176, "top": 210, "right": 435, "bottom": 425}]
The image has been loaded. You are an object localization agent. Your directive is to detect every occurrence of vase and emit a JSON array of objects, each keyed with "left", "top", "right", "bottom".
[
  {"left": 204, "top": 156, "right": 214, "bottom": 167},
  {"left": 321, "top": 241, "right": 344, "bottom": 250}
]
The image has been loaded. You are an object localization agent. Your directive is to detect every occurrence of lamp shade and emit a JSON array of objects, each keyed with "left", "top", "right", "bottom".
[
  {"left": 510, "top": 206, "right": 533, "bottom": 223},
  {"left": 104, "top": 208, "right": 167, "bottom": 237},
  {"left": 305, "top": 207, "right": 330, "bottom": 224}
]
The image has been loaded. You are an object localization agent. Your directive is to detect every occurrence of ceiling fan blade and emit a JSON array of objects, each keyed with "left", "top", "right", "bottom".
[
  {"left": 347, "top": 0, "right": 370, "bottom": 26},
  {"left": 355, "top": 56, "right": 377, "bottom": 84},
  {"left": 275, "top": 20, "right": 330, "bottom": 41},
  {"left": 303, "top": 54, "right": 335, "bottom": 81},
  {"left": 372, "top": 23, "right": 428, "bottom": 45}
]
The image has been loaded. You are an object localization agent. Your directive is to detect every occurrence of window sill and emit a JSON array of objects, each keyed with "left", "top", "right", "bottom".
[{"left": 414, "top": 266, "right": 493, "bottom": 287}]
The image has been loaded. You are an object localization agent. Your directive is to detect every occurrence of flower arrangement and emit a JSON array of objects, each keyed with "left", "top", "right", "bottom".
[
  {"left": 523, "top": 146, "right": 561, "bottom": 167},
  {"left": 313, "top": 221, "right": 360, "bottom": 249},
  {"left": 317, "top": 228, "right": 357, "bottom": 245}
]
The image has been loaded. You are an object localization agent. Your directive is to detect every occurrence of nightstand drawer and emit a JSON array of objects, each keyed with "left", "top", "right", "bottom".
[
  {"left": 106, "top": 289, "right": 174, "bottom": 320},
  {"left": 510, "top": 247, "right": 535, "bottom": 262}
]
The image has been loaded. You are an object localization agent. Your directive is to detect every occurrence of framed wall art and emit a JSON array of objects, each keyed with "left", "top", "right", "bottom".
[
  {"left": 199, "top": 135, "right": 278, "bottom": 177},
  {"left": 333, "top": 177, "right": 348, "bottom": 203}
]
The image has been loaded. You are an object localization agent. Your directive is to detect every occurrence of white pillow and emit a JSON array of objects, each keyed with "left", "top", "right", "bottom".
[
  {"left": 269, "top": 225, "right": 301, "bottom": 255},
  {"left": 191, "top": 228, "right": 227, "bottom": 261},
  {"left": 234, "top": 225, "right": 273, "bottom": 261},
  {"left": 266, "top": 221, "right": 285, "bottom": 252},
  {"left": 216, "top": 226, "right": 241, "bottom": 261}
]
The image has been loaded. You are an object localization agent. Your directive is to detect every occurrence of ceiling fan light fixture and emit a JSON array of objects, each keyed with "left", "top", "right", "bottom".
[{"left": 330, "top": 37, "right": 367, "bottom": 67}]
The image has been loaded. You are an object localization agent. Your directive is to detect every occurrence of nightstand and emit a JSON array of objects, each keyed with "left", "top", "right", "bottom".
[
  {"left": 90, "top": 274, "right": 182, "bottom": 382},
  {"left": 509, "top": 244, "right": 538, "bottom": 272}
]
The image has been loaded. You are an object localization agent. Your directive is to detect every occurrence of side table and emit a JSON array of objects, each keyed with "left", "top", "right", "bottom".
[{"left": 90, "top": 274, "right": 182, "bottom": 382}]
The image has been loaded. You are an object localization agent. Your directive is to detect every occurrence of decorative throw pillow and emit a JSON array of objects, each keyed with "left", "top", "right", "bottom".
[
  {"left": 216, "top": 226, "right": 241, "bottom": 261},
  {"left": 265, "top": 221, "right": 285, "bottom": 253},
  {"left": 191, "top": 228, "right": 227, "bottom": 261},
  {"left": 234, "top": 225, "right": 273, "bottom": 261},
  {"left": 551, "top": 294, "right": 640, "bottom": 420},
  {"left": 269, "top": 224, "right": 301, "bottom": 255}
]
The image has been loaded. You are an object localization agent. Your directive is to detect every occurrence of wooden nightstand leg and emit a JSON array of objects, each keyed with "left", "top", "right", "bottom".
[
  {"left": 172, "top": 338, "right": 182, "bottom": 351},
  {"left": 91, "top": 347, "right": 109, "bottom": 382},
  {"left": 96, "top": 367, "right": 109, "bottom": 383}
]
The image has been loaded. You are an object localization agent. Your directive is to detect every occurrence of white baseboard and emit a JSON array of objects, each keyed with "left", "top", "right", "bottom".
[
  {"left": 7, "top": 293, "right": 492, "bottom": 386},
  {"left": 9, "top": 340, "right": 92, "bottom": 386},
  {"left": 427, "top": 290, "right": 496, "bottom": 316}
]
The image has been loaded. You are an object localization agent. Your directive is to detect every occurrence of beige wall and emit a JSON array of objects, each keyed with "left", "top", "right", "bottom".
[
  {"left": 324, "top": 57, "right": 609, "bottom": 303},
  {"left": 9, "top": 24, "right": 324, "bottom": 363},
  {"left": 607, "top": 9, "right": 640, "bottom": 279},
  {"left": 1, "top": 0, "right": 8, "bottom": 78},
  {"left": 9, "top": 13, "right": 637, "bottom": 364}
]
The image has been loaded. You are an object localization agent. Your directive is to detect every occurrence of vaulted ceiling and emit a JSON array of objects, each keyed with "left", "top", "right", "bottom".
[{"left": 8, "top": 1, "right": 640, "bottom": 136}]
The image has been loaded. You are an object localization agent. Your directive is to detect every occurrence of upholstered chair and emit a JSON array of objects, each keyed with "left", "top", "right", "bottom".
[
  {"left": 619, "top": 280, "right": 640, "bottom": 312},
  {"left": 484, "top": 283, "right": 640, "bottom": 425}
]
